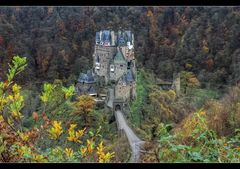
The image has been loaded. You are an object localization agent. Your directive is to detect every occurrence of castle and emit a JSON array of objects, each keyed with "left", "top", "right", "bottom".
[{"left": 76, "top": 30, "right": 136, "bottom": 102}]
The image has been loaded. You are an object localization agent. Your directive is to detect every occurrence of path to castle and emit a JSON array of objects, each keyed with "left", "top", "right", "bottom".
[{"left": 107, "top": 88, "right": 144, "bottom": 163}]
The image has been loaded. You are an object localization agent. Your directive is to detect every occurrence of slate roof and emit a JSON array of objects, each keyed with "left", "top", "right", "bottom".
[
  {"left": 125, "top": 69, "right": 134, "bottom": 83},
  {"left": 78, "top": 70, "right": 95, "bottom": 84},
  {"left": 88, "top": 86, "right": 97, "bottom": 94},
  {"left": 102, "top": 30, "right": 111, "bottom": 42},
  {"left": 119, "top": 68, "right": 135, "bottom": 85},
  {"left": 96, "top": 32, "right": 100, "bottom": 43},
  {"left": 113, "top": 49, "right": 126, "bottom": 64},
  {"left": 96, "top": 30, "right": 133, "bottom": 46}
]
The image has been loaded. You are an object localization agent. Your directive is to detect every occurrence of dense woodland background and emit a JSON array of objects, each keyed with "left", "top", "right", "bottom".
[
  {"left": 0, "top": 7, "right": 240, "bottom": 88},
  {"left": 1, "top": 7, "right": 240, "bottom": 162}
]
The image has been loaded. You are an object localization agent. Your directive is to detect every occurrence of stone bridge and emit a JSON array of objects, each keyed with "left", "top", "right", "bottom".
[{"left": 106, "top": 88, "right": 144, "bottom": 163}]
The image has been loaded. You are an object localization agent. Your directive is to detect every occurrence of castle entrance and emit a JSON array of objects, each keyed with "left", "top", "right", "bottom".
[
  {"left": 115, "top": 104, "right": 121, "bottom": 111},
  {"left": 113, "top": 98, "right": 124, "bottom": 112}
]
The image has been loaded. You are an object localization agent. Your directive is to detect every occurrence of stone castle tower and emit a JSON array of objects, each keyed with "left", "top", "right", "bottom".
[{"left": 93, "top": 30, "right": 136, "bottom": 101}]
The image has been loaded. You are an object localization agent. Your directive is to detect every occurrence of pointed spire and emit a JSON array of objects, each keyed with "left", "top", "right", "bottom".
[{"left": 113, "top": 47, "right": 125, "bottom": 63}]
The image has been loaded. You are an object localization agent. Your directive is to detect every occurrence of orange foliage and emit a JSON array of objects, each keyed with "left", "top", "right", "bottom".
[
  {"left": 205, "top": 58, "right": 214, "bottom": 71},
  {"left": 0, "top": 35, "right": 4, "bottom": 46},
  {"left": 146, "top": 10, "right": 153, "bottom": 17},
  {"left": 32, "top": 112, "right": 39, "bottom": 122},
  {"left": 6, "top": 43, "right": 14, "bottom": 61},
  {"left": 47, "top": 7, "right": 54, "bottom": 15},
  {"left": 74, "top": 95, "right": 95, "bottom": 126},
  {"left": 41, "top": 112, "right": 50, "bottom": 129},
  {"left": 75, "top": 95, "right": 95, "bottom": 115}
]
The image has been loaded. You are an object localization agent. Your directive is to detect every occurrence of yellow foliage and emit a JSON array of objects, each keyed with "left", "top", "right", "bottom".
[
  {"left": 199, "top": 111, "right": 206, "bottom": 116},
  {"left": 40, "top": 94, "right": 48, "bottom": 103},
  {"left": 167, "top": 90, "right": 176, "bottom": 100},
  {"left": 65, "top": 148, "right": 74, "bottom": 158},
  {"left": 146, "top": 10, "right": 153, "bottom": 17},
  {"left": 32, "top": 154, "right": 47, "bottom": 162},
  {"left": 96, "top": 141, "right": 115, "bottom": 163},
  {"left": 18, "top": 131, "right": 29, "bottom": 142},
  {"left": 175, "top": 110, "right": 208, "bottom": 140},
  {"left": 76, "top": 129, "right": 86, "bottom": 138},
  {"left": 80, "top": 147, "right": 87, "bottom": 157},
  {"left": 67, "top": 123, "right": 86, "bottom": 143},
  {"left": 7, "top": 95, "right": 14, "bottom": 102},
  {"left": 202, "top": 40, "right": 209, "bottom": 53},
  {"left": 0, "top": 96, "right": 7, "bottom": 111},
  {"left": 188, "top": 77, "right": 200, "bottom": 87},
  {"left": 75, "top": 95, "right": 95, "bottom": 114},
  {"left": 0, "top": 115, "right": 3, "bottom": 121},
  {"left": 185, "top": 63, "right": 193, "bottom": 69},
  {"left": 12, "top": 84, "right": 21, "bottom": 94},
  {"left": 86, "top": 138, "right": 94, "bottom": 153},
  {"left": 6, "top": 83, "right": 24, "bottom": 121},
  {"left": 203, "top": 45, "right": 209, "bottom": 53},
  {"left": 48, "top": 121, "right": 63, "bottom": 140}
]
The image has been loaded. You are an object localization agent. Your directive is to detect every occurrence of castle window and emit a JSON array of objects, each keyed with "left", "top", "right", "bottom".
[{"left": 120, "top": 65, "right": 123, "bottom": 67}]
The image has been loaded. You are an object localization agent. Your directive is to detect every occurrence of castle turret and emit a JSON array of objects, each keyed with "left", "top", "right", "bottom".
[
  {"left": 111, "top": 31, "right": 115, "bottom": 46},
  {"left": 99, "top": 31, "right": 102, "bottom": 44},
  {"left": 96, "top": 32, "right": 100, "bottom": 44}
]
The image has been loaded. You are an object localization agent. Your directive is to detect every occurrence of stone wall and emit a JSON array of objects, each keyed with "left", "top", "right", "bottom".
[
  {"left": 115, "top": 79, "right": 131, "bottom": 101},
  {"left": 76, "top": 83, "right": 96, "bottom": 95},
  {"left": 110, "top": 63, "right": 128, "bottom": 81},
  {"left": 131, "top": 82, "right": 137, "bottom": 99},
  {"left": 93, "top": 45, "right": 116, "bottom": 83},
  {"left": 121, "top": 46, "right": 135, "bottom": 61}
]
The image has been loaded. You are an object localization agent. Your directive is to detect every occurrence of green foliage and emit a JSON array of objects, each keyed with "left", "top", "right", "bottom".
[
  {"left": 40, "top": 83, "right": 56, "bottom": 104},
  {"left": 180, "top": 71, "right": 200, "bottom": 94},
  {"left": 0, "top": 55, "right": 27, "bottom": 129},
  {"left": 130, "top": 69, "right": 147, "bottom": 127},
  {"left": 0, "top": 135, "right": 7, "bottom": 154},
  {"left": 62, "top": 85, "right": 75, "bottom": 100},
  {"left": 205, "top": 85, "right": 240, "bottom": 136},
  {"left": 157, "top": 110, "right": 240, "bottom": 163},
  {"left": 7, "top": 56, "right": 27, "bottom": 83},
  {"left": 149, "top": 89, "right": 176, "bottom": 123},
  {"left": 0, "top": 56, "right": 115, "bottom": 163},
  {"left": 189, "top": 88, "right": 220, "bottom": 109}
]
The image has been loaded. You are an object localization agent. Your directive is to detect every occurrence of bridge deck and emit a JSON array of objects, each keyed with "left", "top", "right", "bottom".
[{"left": 107, "top": 88, "right": 144, "bottom": 162}]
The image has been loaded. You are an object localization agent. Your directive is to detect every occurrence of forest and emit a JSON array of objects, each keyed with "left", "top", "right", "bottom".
[{"left": 1, "top": 6, "right": 240, "bottom": 163}]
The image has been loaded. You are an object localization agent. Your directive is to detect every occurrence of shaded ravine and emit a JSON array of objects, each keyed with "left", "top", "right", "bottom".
[{"left": 106, "top": 88, "right": 144, "bottom": 163}]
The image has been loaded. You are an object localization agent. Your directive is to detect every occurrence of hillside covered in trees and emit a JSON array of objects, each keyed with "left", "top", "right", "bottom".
[
  {"left": 0, "top": 7, "right": 240, "bottom": 87},
  {"left": 1, "top": 6, "right": 240, "bottom": 163}
]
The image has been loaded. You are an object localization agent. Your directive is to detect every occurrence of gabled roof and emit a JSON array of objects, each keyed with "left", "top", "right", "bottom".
[
  {"left": 78, "top": 70, "right": 95, "bottom": 84},
  {"left": 117, "top": 68, "right": 135, "bottom": 85},
  {"left": 96, "top": 30, "right": 134, "bottom": 47},
  {"left": 102, "top": 30, "right": 111, "bottom": 42},
  {"left": 96, "top": 32, "right": 100, "bottom": 42},
  {"left": 113, "top": 49, "right": 126, "bottom": 64},
  {"left": 88, "top": 86, "right": 97, "bottom": 94},
  {"left": 126, "top": 69, "right": 134, "bottom": 82}
]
